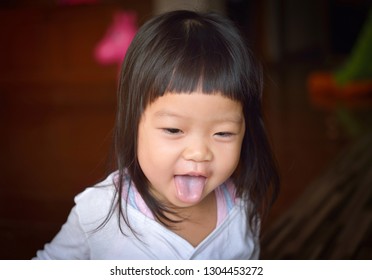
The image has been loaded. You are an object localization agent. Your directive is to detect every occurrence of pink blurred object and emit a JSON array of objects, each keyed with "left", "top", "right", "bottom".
[
  {"left": 94, "top": 11, "right": 138, "bottom": 66},
  {"left": 57, "top": 0, "right": 98, "bottom": 5}
]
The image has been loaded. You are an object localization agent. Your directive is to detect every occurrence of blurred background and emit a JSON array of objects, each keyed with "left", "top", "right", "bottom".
[{"left": 0, "top": 0, "right": 371, "bottom": 259}]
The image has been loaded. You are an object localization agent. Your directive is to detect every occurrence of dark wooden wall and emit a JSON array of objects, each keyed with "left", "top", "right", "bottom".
[{"left": 0, "top": 1, "right": 153, "bottom": 258}]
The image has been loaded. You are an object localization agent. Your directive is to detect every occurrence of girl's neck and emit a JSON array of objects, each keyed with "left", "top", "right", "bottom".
[{"left": 163, "top": 191, "right": 217, "bottom": 247}]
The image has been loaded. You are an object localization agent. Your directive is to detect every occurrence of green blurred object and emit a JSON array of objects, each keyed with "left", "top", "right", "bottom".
[{"left": 335, "top": 7, "right": 372, "bottom": 85}]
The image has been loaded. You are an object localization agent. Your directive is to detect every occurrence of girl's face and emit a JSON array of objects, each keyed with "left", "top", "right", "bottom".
[{"left": 137, "top": 92, "right": 245, "bottom": 209}]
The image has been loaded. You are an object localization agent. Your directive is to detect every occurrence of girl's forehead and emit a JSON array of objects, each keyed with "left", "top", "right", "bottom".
[{"left": 143, "top": 92, "right": 244, "bottom": 122}]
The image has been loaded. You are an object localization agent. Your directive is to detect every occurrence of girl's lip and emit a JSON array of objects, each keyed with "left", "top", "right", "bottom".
[{"left": 176, "top": 172, "right": 208, "bottom": 178}]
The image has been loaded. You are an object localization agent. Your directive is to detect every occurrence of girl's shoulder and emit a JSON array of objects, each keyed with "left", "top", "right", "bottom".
[
  {"left": 75, "top": 173, "right": 117, "bottom": 203},
  {"left": 73, "top": 172, "right": 120, "bottom": 227}
]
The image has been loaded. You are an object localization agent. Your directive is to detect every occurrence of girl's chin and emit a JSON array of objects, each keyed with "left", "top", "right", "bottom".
[{"left": 167, "top": 197, "right": 202, "bottom": 209}]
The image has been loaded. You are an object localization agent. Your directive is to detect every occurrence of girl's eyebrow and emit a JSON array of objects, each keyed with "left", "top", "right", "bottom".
[
  {"left": 154, "top": 110, "right": 183, "bottom": 119},
  {"left": 154, "top": 110, "right": 244, "bottom": 124}
]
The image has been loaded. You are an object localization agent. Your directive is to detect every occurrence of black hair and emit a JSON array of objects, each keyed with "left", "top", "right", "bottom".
[{"left": 105, "top": 10, "right": 279, "bottom": 235}]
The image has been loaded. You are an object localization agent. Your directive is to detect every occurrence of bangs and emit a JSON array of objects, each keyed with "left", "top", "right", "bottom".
[{"left": 143, "top": 14, "right": 250, "bottom": 104}]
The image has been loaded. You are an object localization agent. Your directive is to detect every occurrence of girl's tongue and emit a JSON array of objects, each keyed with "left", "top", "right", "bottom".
[{"left": 174, "top": 175, "right": 206, "bottom": 203}]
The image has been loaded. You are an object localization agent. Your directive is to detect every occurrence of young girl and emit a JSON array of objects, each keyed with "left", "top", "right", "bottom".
[{"left": 34, "top": 10, "right": 279, "bottom": 260}]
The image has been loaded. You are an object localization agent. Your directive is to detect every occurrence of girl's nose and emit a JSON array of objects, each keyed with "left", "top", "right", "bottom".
[{"left": 182, "top": 140, "right": 213, "bottom": 162}]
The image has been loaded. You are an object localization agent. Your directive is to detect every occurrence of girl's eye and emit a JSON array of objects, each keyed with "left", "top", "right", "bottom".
[
  {"left": 214, "top": 132, "right": 234, "bottom": 138},
  {"left": 163, "top": 128, "right": 182, "bottom": 134}
]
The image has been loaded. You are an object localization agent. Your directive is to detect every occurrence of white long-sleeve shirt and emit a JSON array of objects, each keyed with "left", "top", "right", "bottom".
[{"left": 33, "top": 173, "right": 259, "bottom": 259}]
